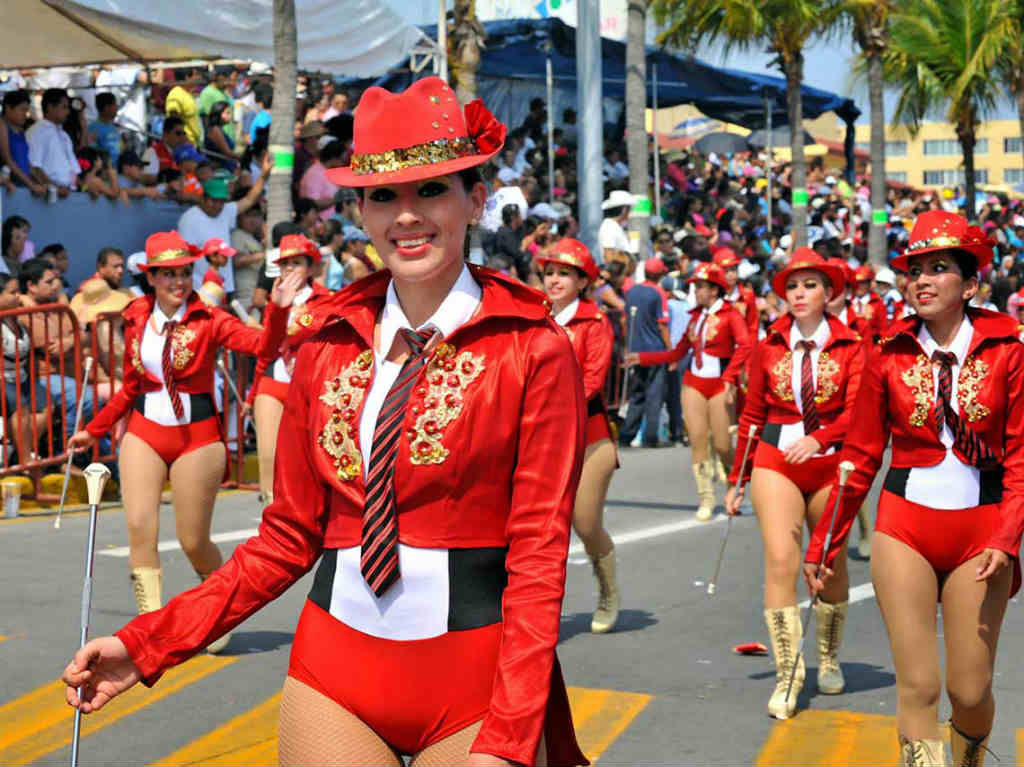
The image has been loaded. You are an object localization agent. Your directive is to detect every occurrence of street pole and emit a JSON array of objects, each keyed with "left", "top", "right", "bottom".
[
  {"left": 438, "top": 0, "right": 448, "bottom": 82},
  {"left": 576, "top": 0, "right": 603, "bottom": 260},
  {"left": 546, "top": 46, "right": 556, "bottom": 205},
  {"left": 765, "top": 90, "right": 773, "bottom": 234},
  {"left": 652, "top": 60, "right": 661, "bottom": 219}
]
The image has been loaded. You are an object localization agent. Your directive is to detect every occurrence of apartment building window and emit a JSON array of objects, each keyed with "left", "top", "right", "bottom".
[
  {"left": 922, "top": 138, "right": 987, "bottom": 155},
  {"left": 887, "top": 172, "right": 908, "bottom": 183},
  {"left": 923, "top": 169, "right": 988, "bottom": 185},
  {"left": 1005, "top": 168, "right": 1024, "bottom": 184},
  {"left": 1005, "top": 137, "right": 1022, "bottom": 154},
  {"left": 886, "top": 141, "right": 908, "bottom": 157}
]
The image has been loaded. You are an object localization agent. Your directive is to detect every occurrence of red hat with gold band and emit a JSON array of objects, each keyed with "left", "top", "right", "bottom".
[
  {"left": 827, "top": 256, "right": 855, "bottom": 287},
  {"left": 270, "top": 233, "right": 322, "bottom": 265},
  {"left": 201, "top": 237, "right": 237, "bottom": 259},
  {"left": 687, "top": 262, "right": 730, "bottom": 293},
  {"left": 890, "top": 210, "right": 995, "bottom": 272},
  {"left": 537, "top": 238, "right": 599, "bottom": 281},
  {"left": 712, "top": 246, "right": 741, "bottom": 269},
  {"left": 852, "top": 264, "right": 874, "bottom": 283},
  {"left": 138, "top": 231, "right": 200, "bottom": 271},
  {"left": 771, "top": 248, "right": 846, "bottom": 298},
  {"left": 327, "top": 76, "right": 506, "bottom": 188}
]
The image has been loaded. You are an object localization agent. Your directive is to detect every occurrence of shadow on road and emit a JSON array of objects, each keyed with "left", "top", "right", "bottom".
[
  {"left": 606, "top": 499, "right": 698, "bottom": 512},
  {"left": 559, "top": 609, "right": 658, "bottom": 642},
  {"left": 748, "top": 661, "right": 896, "bottom": 705},
  {"left": 221, "top": 630, "right": 295, "bottom": 655}
]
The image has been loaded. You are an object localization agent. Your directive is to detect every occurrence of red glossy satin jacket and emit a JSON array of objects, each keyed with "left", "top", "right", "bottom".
[
  {"left": 563, "top": 297, "right": 614, "bottom": 403},
  {"left": 852, "top": 291, "right": 886, "bottom": 338},
  {"left": 729, "top": 313, "right": 867, "bottom": 485},
  {"left": 728, "top": 283, "right": 759, "bottom": 335},
  {"left": 636, "top": 300, "right": 751, "bottom": 384},
  {"left": 86, "top": 292, "right": 286, "bottom": 437},
  {"left": 807, "top": 308, "right": 1024, "bottom": 568},
  {"left": 113, "top": 266, "right": 588, "bottom": 767},
  {"left": 834, "top": 302, "right": 872, "bottom": 342}
]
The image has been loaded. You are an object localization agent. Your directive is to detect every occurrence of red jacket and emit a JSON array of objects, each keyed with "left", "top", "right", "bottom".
[
  {"left": 833, "top": 301, "right": 872, "bottom": 341},
  {"left": 727, "top": 283, "right": 759, "bottom": 336},
  {"left": 807, "top": 308, "right": 1024, "bottom": 569},
  {"left": 729, "top": 313, "right": 867, "bottom": 485},
  {"left": 851, "top": 290, "right": 886, "bottom": 338},
  {"left": 86, "top": 292, "right": 286, "bottom": 437},
  {"left": 562, "top": 297, "right": 614, "bottom": 404},
  {"left": 636, "top": 300, "right": 751, "bottom": 384},
  {"left": 113, "top": 266, "right": 588, "bottom": 767}
]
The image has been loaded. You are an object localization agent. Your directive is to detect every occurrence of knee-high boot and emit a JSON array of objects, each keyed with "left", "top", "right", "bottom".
[
  {"left": 130, "top": 567, "right": 162, "bottom": 615},
  {"left": 764, "top": 606, "right": 804, "bottom": 719},
  {"left": 590, "top": 548, "right": 620, "bottom": 634},
  {"left": 899, "top": 736, "right": 947, "bottom": 766},
  {"left": 693, "top": 460, "right": 716, "bottom": 521},
  {"left": 814, "top": 600, "right": 847, "bottom": 694},
  {"left": 950, "top": 722, "right": 991, "bottom": 766}
]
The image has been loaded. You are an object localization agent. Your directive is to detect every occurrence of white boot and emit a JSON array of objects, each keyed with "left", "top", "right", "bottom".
[
  {"left": 130, "top": 567, "right": 162, "bottom": 614},
  {"left": 814, "top": 600, "right": 847, "bottom": 694},
  {"left": 590, "top": 548, "right": 620, "bottom": 634},
  {"left": 764, "top": 606, "right": 804, "bottom": 719},
  {"left": 693, "top": 460, "right": 716, "bottom": 521},
  {"left": 900, "top": 736, "right": 948, "bottom": 766}
]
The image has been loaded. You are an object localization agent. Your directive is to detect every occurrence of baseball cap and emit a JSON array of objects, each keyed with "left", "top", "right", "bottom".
[
  {"left": 342, "top": 225, "right": 370, "bottom": 243},
  {"left": 202, "top": 177, "right": 230, "bottom": 200},
  {"left": 173, "top": 144, "right": 205, "bottom": 164}
]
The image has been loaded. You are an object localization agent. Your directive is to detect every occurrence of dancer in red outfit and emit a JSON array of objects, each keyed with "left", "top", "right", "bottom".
[
  {"left": 247, "top": 233, "right": 332, "bottom": 505},
  {"left": 539, "top": 238, "right": 619, "bottom": 634},
  {"left": 805, "top": 211, "right": 1023, "bottom": 766},
  {"left": 628, "top": 262, "right": 750, "bottom": 520},
  {"left": 713, "top": 246, "right": 758, "bottom": 335},
  {"left": 66, "top": 231, "right": 299, "bottom": 644},
  {"left": 851, "top": 264, "right": 887, "bottom": 339},
  {"left": 724, "top": 249, "right": 866, "bottom": 719},
  {"left": 63, "top": 78, "right": 588, "bottom": 767}
]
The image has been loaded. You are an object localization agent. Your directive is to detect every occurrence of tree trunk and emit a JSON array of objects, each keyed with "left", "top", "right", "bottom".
[
  {"left": 867, "top": 47, "right": 887, "bottom": 266},
  {"left": 451, "top": 0, "right": 483, "bottom": 104},
  {"left": 958, "top": 119, "right": 977, "bottom": 222},
  {"left": 625, "top": 0, "right": 650, "bottom": 259},
  {"left": 784, "top": 51, "right": 806, "bottom": 248},
  {"left": 268, "top": 0, "right": 298, "bottom": 231}
]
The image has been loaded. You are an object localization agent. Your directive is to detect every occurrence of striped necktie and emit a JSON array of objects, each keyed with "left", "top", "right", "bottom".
[
  {"left": 162, "top": 320, "right": 185, "bottom": 421},
  {"left": 361, "top": 327, "right": 436, "bottom": 597},
  {"left": 932, "top": 351, "right": 996, "bottom": 469},
  {"left": 796, "top": 340, "right": 820, "bottom": 434}
]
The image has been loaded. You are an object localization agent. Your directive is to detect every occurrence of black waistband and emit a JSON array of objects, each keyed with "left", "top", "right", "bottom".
[
  {"left": 309, "top": 546, "right": 509, "bottom": 632},
  {"left": 587, "top": 395, "right": 606, "bottom": 418},
  {"left": 134, "top": 392, "right": 216, "bottom": 423},
  {"left": 760, "top": 422, "right": 783, "bottom": 447},
  {"left": 884, "top": 466, "right": 1003, "bottom": 505}
]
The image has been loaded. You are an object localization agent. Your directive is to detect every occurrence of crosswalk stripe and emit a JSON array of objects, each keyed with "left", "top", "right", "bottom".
[
  {"left": 152, "top": 686, "right": 652, "bottom": 765},
  {"left": 0, "top": 654, "right": 236, "bottom": 766},
  {"left": 100, "top": 528, "right": 259, "bottom": 557},
  {"left": 568, "top": 516, "right": 728, "bottom": 562},
  {"left": 799, "top": 581, "right": 876, "bottom": 608}
]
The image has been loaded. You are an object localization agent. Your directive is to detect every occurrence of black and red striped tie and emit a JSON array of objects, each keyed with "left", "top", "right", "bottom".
[
  {"left": 361, "top": 327, "right": 436, "bottom": 597},
  {"left": 932, "top": 351, "right": 996, "bottom": 469},
  {"left": 796, "top": 340, "right": 820, "bottom": 434},
  {"left": 161, "top": 320, "right": 185, "bottom": 421}
]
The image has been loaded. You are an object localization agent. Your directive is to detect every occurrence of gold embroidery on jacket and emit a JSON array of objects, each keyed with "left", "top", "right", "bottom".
[
  {"left": 408, "top": 344, "right": 485, "bottom": 466},
  {"left": 130, "top": 337, "right": 144, "bottom": 375},
  {"left": 170, "top": 326, "right": 196, "bottom": 370},
  {"left": 771, "top": 351, "right": 794, "bottom": 402},
  {"left": 957, "top": 356, "right": 991, "bottom": 423},
  {"left": 815, "top": 352, "right": 840, "bottom": 404},
  {"left": 901, "top": 354, "right": 933, "bottom": 427},
  {"left": 704, "top": 313, "right": 722, "bottom": 342},
  {"left": 318, "top": 349, "right": 373, "bottom": 481}
]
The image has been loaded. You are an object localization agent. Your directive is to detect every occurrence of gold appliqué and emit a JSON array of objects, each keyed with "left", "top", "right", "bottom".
[
  {"left": 318, "top": 349, "right": 373, "bottom": 481},
  {"left": 957, "top": 356, "right": 991, "bottom": 423},
  {"left": 170, "top": 326, "right": 196, "bottom": 370},
  {"left": 815, "top": 352, "right": 840, "bottom": 404},
  {"left": 350, "top": 136, "right": 478, "bottom": 175},
  {"left": 771, "top": 351, "right": 794, "bottom": 402},
  {"left": 130, "top": 337, "right": 144, "bottom": 375},
  {"left": 901, "top": 354, "right": 933, "bottom": 427},
  {"left": 407, "top": 345, "right": 485, "bottom": 466},
  {"left": 704, "top": 313, "right": 721, "bottom": 342}
]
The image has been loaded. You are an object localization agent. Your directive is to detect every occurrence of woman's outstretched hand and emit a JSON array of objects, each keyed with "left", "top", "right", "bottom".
[{"left": 63, "top": 636, "right": 141, "bottom": 714}]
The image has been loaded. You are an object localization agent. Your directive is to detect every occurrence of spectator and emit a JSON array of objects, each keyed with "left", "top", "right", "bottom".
[
  {"left": 293, "top": 120, "right": 326, "bottom": 197},
  {"left": 560, "top": 108, "right": 578, "bottom": 148},
  {"left": 2, "top": 215, "right": 33, "bottom": 275},
  {"left": 293, "top": 197, "right": 321, "bottom": 239},
  {"left": 26, "top": 88, "right": 79, "bottom": 195},
  {"left": 317, "top": 219, "right": 346, "bottom": 290},
  {"left": 140, "top": 115, "right": 187, "bottom": 184},
  {"left": 69, "top": 276, "right": 130, "bottom": 399},
  {"left": 299, "top": 138, "right": 345, "bottom": 218},
  {"left": 230, "top": 205, "right": 266, "bottom": 310},
  {"left": 489, "top": 203, "right": 527, "bottom": 275},
  {"left": 76, "top": 146, "right": 120, "bottom": 200},
  {"left": 604, "top": 148, "right": 629, "bottom": 181},
  {"left": 248, "top": 83, "right": 273, "bottom": 144},
  {"left": 88, "top": 247, "right": 125, "bottom": 291},
  {"left": 331, "top": 186, "right": 361, "bottom": 227},
  {"left": 174, "top": 144, "right": 206, "bottom": 198},
  {"left": 322, "top": 91, "right": 349, "bottom": 121},
  {"left": 0, "top": 90, "right": 44, "bottom": 194},
  {"left": 165, "top": 67, "right": 204, "bottom": 145},
  {"left": 38, "top": 243, "right": 71, "bottom": 299},
  {"left": 117, "top": 151, "right": 162, "bottom": 200},
  {"left": 198, "top": 66, "right": 235, "bottom": 142},
  {"left": 89, "top": 91, "right": 122, "bottom": 166},
  {"left": 203, "top": 100, "right": 238, "bottom": 171},
  {"left": 599, "top": 190, "right": 634, "bottom": 264}
]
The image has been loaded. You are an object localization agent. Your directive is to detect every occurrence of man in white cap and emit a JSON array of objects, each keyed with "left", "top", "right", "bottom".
[
  {"left": 874, "top": 266, "right": 903, "bottom": 323},
  {"left": 599, "top": 190, "right": 634, "bottom": 264}
]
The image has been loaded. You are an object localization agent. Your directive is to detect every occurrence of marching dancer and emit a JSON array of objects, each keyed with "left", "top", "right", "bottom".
[
  {"left": 540, "top": 238, "right": 620, "bottom": 633},
  {"left": 63, "top": 78, "right": 588, "bottom": 766},
  {"left": 713, "top": 246, "right": 759, "bottom": 335},
  {"left": 851, "top": 264, "right": 887, "bottom": 339},
  {"left": 805, "top": 211, "right": 1024, "bottom": 766},
  {"left": 628, "top": 262, "right": 750, "bottom": 520},
  {"left": 724, "top": 249, "right": 866, "bottom": 719}
]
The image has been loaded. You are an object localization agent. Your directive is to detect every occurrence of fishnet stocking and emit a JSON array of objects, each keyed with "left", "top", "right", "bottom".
[{"left": 410, "top": 721, "right": 547, "bottom": 766}]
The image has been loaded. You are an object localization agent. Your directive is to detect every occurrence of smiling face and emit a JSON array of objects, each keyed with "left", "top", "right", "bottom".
[
  {"left": 146, "top": 265, "right": 194, "bottom": 310},
  {"left": 905, "top": 251, "right": 976, "bottom": 321},
  {"left": 785, "top": 268, "right": 832, "bottom": 322},
  {"left": 694, "top": 280, "right": 720, "bottom": 308},
  {"left": 359, "top": 173, "right": 486, "bottom": 286},
  {"left": 542, "top": 263, "right": 588, "bottom": 306}
]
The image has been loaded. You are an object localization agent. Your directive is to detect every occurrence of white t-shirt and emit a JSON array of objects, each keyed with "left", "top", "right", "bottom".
[
  {"left": 178, "top": 202, "right": 238, "bottom": 293},
  {"left": 598, "top": 217, "right": 630, "bottom": 257},
  {"left": 26, "top": 119, "right": 79, "bottom": 187}
]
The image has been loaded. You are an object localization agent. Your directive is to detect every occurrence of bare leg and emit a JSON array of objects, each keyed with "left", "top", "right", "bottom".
[
  {"left": 751, "top": 468, "right": 807, "bottom": 608},
  {"left": 707, "top": 391, "right": 734, "bottom": 471},
  {"left": 169, "top": 441, "right": 227, "bottom": 577},
  {"left": 278, "top": 676, "right": 402, "bottom": 767},
  {"left": 682, "top": 386, "right": 711, "bottom": 464},
  {"left": 871, "top": 531, "right": 942, "bottom": 741},
  {"left": 805, "top": 483, "right": 850, "bottom": 604},
  {"left": 411, "top": 719, "right": 547, "bottom": 766},
  {"left": 572, "top": 438, "right": 616, "bottom": 558},
  {"left": 118, "top": 431, "right": 169, "bottom": 570},
  {"left": 253, "top": 394, "right": 284, "bottom": 503}
]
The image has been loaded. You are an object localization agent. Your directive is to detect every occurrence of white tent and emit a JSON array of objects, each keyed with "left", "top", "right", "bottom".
[{"left": 2, "top": 0, "right": 429, "bottom": 75}]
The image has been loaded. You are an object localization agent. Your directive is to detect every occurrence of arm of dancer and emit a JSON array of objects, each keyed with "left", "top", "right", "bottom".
[
  {"left": 989, "top": 342, "right": 1024, "bottom": 558},
  {"left": 728, "top": 341, "right": 767, "bottom": 487},
  {"left": 470, "top": 328, "right": 586, "bottom": 766},
  {"left": 805, "top": 345, "right": 891, "bottom": 570},
  {"left": 581, "top": 314, "right": 614, "bottom": 401},
  {"left": 115, "top": 345, "right": 329, "bottom": 684},
  {"left": 720, "top": 308, "right": 752, "bottom": 385},
  {"left": 635, "top": 314, "right": 694, "bottom": 367},
  {"left": 210, "top": 300, "right": 286, "bottom": 360},
  {"left": 808, "top": 340, "right": 868, "bottom": 452},
  {"left": 84, "top": 322, "right": 144, "bottom": 438}
]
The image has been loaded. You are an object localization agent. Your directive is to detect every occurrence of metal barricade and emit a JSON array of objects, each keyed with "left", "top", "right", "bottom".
[{"left": 219, "top": 350, "right": 258, "bottom": 491}]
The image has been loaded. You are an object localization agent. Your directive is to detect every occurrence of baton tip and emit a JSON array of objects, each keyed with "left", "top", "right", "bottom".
[{"left": 706, "top": 583, "right": 716, "bottom": 596}]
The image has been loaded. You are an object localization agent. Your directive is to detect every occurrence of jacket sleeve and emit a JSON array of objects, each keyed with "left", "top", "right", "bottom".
[
  {"left": 721, "top": 309, "right": 752, "bottom": 384},
  {"left": 471, "top": 327, "right": 585, "bottom": 765},
  {"left": 805, "top": 345, "right": 891, "bottom": 569},
  {"left": 86, "top": 321, "right": 142, "bottom": 438},
  {"left": 581, "top": 316, "right": 614, "bottom": 401},
  {"left": 728, "top": 340, "right": 767, "bottom": 486},
  {"left": 636, "top": 319, "right": 691, "bottom": 367},
  {"left": 811, "top": 341, "right": 867, "bottom": 451},
  {"left": 211, "top": 301, "right": 287, "bottom": 359},
  {"left": 990, "top": 342, "right": 1024, "bottom": 557},
  {"left": 115, "top": 342, "right": 330, "bottom": 684}
]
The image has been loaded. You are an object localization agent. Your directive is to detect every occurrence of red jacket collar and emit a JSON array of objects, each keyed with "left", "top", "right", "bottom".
[
  {"left": 881, "top": 307, "right": 1019, "bottom": 357},
  {"left": 570, "top": 297, "right": 603, "bottom": 322},
  {"left": 124, "top": 291, "right": 210, "bottom": 324},
  {"left": 766, "top": 311, "right": 861, "bottom": 350}
]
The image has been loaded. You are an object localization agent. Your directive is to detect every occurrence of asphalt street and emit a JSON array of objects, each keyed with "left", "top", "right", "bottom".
[{"left": 2, "top": 443, "right": 1023, "bottom": 765}]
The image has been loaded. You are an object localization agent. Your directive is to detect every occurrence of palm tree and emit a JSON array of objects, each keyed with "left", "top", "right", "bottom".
[
  {"left": 449, "top": 0, "right": 485, "bottom": 104},
  {"left": 999, "top": 0, "right": 1024, "bottom": 180},
  {"left": 268, "top": 0, "right": 298, "bottom": 230},
  {"left": 652, "top": 0, "right": 844, "bottom": 247},
  {"left": 884, "top": 0, "right": 1017, "bottom": 220},
  {"left": 845, "top": 0, "right": 893, "bottom": 267},
  {"left": 626, "top": 0, "right": 651, "bottom": 258}
]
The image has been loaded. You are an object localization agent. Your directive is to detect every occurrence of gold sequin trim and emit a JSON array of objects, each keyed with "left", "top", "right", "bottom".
[
  {"left": 901, "top": 354, "right": 933, "bottom": 427},
  {"left": 771, "top": 351, "right": 794, "bottom": 402},
  {"left": 906, "top": 235, "right": 962, "bottom": 252},
  {"left": 957, "top": 356, "right": 991, "bottom": 423},
  {"left": 815, "top": 352, "right": 840, "bottom": 404},
  {"left": 704, "top": 313, "right": 722, "bottom": 343},
  {"left": 350, "top": 137, "right": 479, "bottom": 176},
  {"left": 318, "top": 350, "right": 373, "bottom": 482},
  {"left": 130, "top": 337, "right": 144, "bottom": 375},
  {"left": 170, "top": 327, "right": 196, "bottom": 370},
  {"left": 407, "top": 346, "right": 485, "bottom": 466}
]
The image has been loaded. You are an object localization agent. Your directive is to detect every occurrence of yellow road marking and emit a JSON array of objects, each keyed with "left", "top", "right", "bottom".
[
  {"left": 0, "top": 636, "right": 7, "bottom": 643},
  {"left": 153, "top": 685, "right": 652, "bottom": 766},
  {"left": 1018, "top": 727, "right": 1024, "bottom": 766},
  {"left": 0, "top": 654, "right": 236, "bottom": 765}
]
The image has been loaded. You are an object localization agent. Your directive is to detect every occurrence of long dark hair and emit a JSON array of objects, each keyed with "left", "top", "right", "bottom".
[{"left": 2, "top": 216, "right": 30, "bottom": 256}]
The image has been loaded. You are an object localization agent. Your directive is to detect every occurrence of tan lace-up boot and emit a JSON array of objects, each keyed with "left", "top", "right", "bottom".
[
  {"left": 814, "top": 600, "right": 847, "bottom": 694},
  {"left": 130, "top": 567, "right": 162, "bottom": 615},
  {"left": 900, "top": 736, "right": 947, "bottom": 766},
  {"left": 694, "top": 460, "right": 716, "bottom": 521},
  {"left": 590, "top": 548, "right": 620, "bottom": 634},
  {"left": 950, "top": 723, "right": 991, "bottom": 766},
  {"left": 764, "top": 606, "right": 804, "bottom": 719},
  {"left": 197, "top": 571, "right": 232, "bottom": 654}
]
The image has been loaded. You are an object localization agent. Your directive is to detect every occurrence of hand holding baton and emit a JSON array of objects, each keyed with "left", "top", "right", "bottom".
[
  {"left": 708, "top": 424, "right": 757, "bottom": 597},
  {"left": 55, "top": 356, "right": 94, "bottom": 531},
  {"left": 784, "top": 460, "right": 855, "bottom": 704},
  {"left": 617, "top": 306, "right": 639, "bottom": 419}
]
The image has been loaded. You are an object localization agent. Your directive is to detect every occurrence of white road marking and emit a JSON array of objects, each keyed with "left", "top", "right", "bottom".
[
  {"left": 568, "top": 515, "right": 727, "bottom": 563},
  {"left": 99, "top": 528, "right": 259, "bottom": 557},
  {"left": 799, "top": 581, "right": 875, "bottom": 608}
]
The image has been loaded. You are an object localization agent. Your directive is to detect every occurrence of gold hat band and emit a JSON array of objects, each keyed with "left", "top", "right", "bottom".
[
  {"left": 149, "top": 248, "right": 194, "bottom": 264},
  {"left": 351, "top": 136, "right": 479, "bottom": 176},
  {"left": 906, "top": 235, "right": 964, "bottom": 252}
]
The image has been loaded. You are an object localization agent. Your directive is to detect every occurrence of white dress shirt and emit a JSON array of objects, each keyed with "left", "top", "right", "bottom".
[
  {"left": 271, "top": 286, "right": 313, "bottom": 383},
  {"left": 553, "top": 298, "right": 579, "bottom": 327},
  {"left": 690, "top": 298, "right": 724, "bottom": 378},
  {"left": 139, "top": 302, "right": 190, "bottom": 425},
  {"left": 778, "top": 316, "right": 833, "bottom": 454},
  {"left": 26, "top": 119, "right": 79, "bottom": 187}
]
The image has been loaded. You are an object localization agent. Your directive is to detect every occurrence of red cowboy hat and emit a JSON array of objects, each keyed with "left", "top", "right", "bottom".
[
  {"left": 138, "top": 231, "right": 200, "bottom": 271},
  {"left": 201, "top": 237, "right": 237, "bottom": 259},
  {"left": 327, "top": 76, "right": 506, "bottom": 188},
  {"left": 852, "top": 264, "right": 874, "bottom": 283},
  {"left": 890, "top": 210, "right": 995, "bottom": 272},
  {"left": 687, "top": 262, "right": 729, "bottom": 293},
  {"left": 712, "top": 246, "right": 741, "bottom": 269},
  {"left": 537, "top": 238, "right": 599, "bottom": 281},
  {"left": 827, "top": 256, "right": 854, "bottom": 287},
  {"left": 771, "top": 248, "right": 847, "bottom": 298},
  {"left": 270, "top": 233, "right": 322, "bottom": 265}
]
